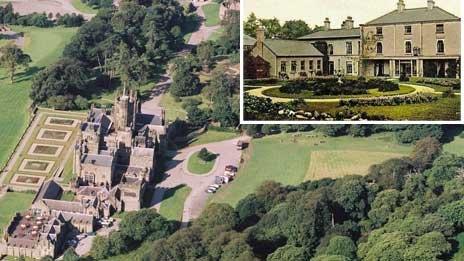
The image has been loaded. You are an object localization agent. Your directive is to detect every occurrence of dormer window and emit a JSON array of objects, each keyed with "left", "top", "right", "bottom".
[
  {"left": 436, "top": 24, "right": 444, "bottom": 34},
  {"left": 404, "top": 25, "right": 412, "bottom": 34},
  {"left": 376, "top": 27, "right": 383, "bottom": 35}
]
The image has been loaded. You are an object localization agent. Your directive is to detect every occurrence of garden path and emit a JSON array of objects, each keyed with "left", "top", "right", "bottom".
[{"left": 188, "top": 0, "right": 221, "bottom": 45}]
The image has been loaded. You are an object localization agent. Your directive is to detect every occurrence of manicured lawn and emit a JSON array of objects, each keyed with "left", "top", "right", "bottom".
[
  {"left": 0, "top": 192, "right": 35, "bottom": 234},
  {"left": 261, "top": 85, "right": 416, "bottom": 99},
  {"left": 210, "top": 132, "right": 412, "bottom": 207},
  {"left": 0, "top": 26, "right": 77, "bottom": 170},
  {"left": 61, "top": 191, "right": 75, "bottom": 201},
  {"left": 444, "top": 133, "right": 464, "bottom": 156},
  {"left": 187, "top": 151, "right": 216, "bottom": 175},
  {"left": 159, "top": 185, "right": 191, "bottom": 221},
  {"left": 105, "top": 241, "right": 152, "bottom": 261},
  {"left": 208, "top": 27, "right": 225, "bottom": 41},
  {"left": 202, "top": 3, "right": 221, "bottom": 26},
  {"left": 159, "top": 93, "right": 209, "bottom": 122},
  {"left": 188, "top": 130, "right": 239, "bottom": 147},
  {"left": 71, "top": 0, "right": 99, "bottom": 14},
  {"left": 308, "top": 96, "right": 460, "bottom": 121}
]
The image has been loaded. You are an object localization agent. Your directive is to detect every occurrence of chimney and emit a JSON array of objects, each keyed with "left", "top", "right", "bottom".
[
  {"left": 256, "top": 27, "right": 265, "bottom": 57},
  {"left": 427, "top": 0, "right": 435, "bottom": 10},
  {"left": 324, "top": 18, "right": 331, "bottom": 31},
  {"left": 342, "top": 16, "right": 354, "bottom": 29},
  {"left": 397, "top": 0, "right": 405, "bottom": 12}
]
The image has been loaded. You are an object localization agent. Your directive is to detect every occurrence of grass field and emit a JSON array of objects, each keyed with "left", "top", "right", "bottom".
[
  {"left": 208, "top": 27, "right": 225, "bottom": 41},
  {"left": 444, "top": 134, "right": 464, "bottom": 156},
  {"left": 187, "top": 152, "right": 216, "bottom": 175},
  {"left": 202, "top": 3, "right": 221, "bottom": 26},
  {"left": 210, "top": 132, "right": 412, "bottom": 207},
  {"left": 0, "top": 192, "right": 35, "bottom": 234},
  {"left": 71, "top": 0, "right": 98, "bottom": 14},
  {"left": 105, "top": 241, "right": 152, "bottom": 261},
  {"left": 188, "top": 130, "right": 239, "bottom": 147},
  {"left": 159, "top": 185, "right": 191, "bottom": 221},
  {"left": 0, "top": 26, "right": 77, "bottom": 170}
]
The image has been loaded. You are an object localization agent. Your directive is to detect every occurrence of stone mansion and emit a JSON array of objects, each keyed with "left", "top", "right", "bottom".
[
  {"left": 0, "top": 90, "right": 166, "bottom": 259},
  {"left": 244, "top": 0, "right": 461, "bottom": 80}
]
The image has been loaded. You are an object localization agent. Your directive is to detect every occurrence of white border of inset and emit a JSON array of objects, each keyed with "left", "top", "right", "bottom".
[
  {"left": 37, "top": 128, "right": 72, "bottom": 142},
  {"left": 19, "top": 159, "right": 55, "bottom": 174},
  {"left": 28, "top": 143, "right": 64, "bottom": 157},
  {"left": 45, "top": 116, "right": 79, "bottom": 128}
]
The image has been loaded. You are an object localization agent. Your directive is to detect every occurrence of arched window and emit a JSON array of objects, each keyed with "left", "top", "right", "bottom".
[
  {"left": 405, "top": 41, "right": 412, "bottom": 54},
  {"left": 376, "top": 42, "right": 383, "bottom": 54},
  {"left": 437, "top": 40, "right": 445, "bottom": 53}
]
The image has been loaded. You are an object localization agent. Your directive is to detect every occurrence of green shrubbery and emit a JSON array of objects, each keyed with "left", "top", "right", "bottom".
[
  {"left": 412, "top": 77, "right": 461, "bottom": 90},
  {"left": 367, "top": 79, "right": 400, "bottom": 92},
  {"left": 244, "top": 78, "right": 280, "bottom": 86},
  {"left": 280, "top": 80, "right": 309, "bottom": 94},
  {"left": 340, "top": 93, "right": 438, "bottom": 107}
]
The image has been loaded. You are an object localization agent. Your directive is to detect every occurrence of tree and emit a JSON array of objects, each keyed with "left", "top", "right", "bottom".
[
  {"left": 196, "top": 41, "right": 215, "bottom": 71},
  {"left": 170, "top": 57, "right": 200, "bottom": 97},
  {"left": 404, "top": 232, "right": 451, "bottom": 261},
  {"left": 244, "top": 12, "right": 259, "bottom": 37},
  {"left": 366, "top": 158, "right": 413, "bottom": 190},
  {"left": 195, "top": 203, "right": 238, "bottom": 230},
  {"left": 63, "top": 248, "right": 80, "bottom": 261},
  {"left": 280, "top": 20, "right": 311, "bottom": 39},
  {"left": 197, "top": 148, "right": 216, "bottom": 162},
  {"left": 259, "top": 18, "right": 281, "bottom": 39},
  {"left": 267, "top": 245, "right": 306, "bottom": 261},
  {"left": 333, "top": 176, "right": 368, "bottom": 220},
  {"left": 410, "top": 136, "right": 442, "bottom": 171},
  {"left": 90, "top": 236, "right": 111, "bottom": 260},
  {"left": 0, "top": 43, "right": 31, "bottom": 83},
  {"left": 323, "top": 236, "right": 357, "bottom": 260},
  {"left": 186, "top": 105, "right": 209, "bottom": 127},
  {"left": 395, "top": 125, "right": 443, "bottom": 144}
]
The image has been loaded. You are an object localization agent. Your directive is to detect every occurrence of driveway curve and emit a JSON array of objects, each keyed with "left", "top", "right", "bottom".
[
  {"left": 245, "top": 83, "right": 452, "bottom": 103},
  {"left": 151, "top": 137, "right": 248, "bottom": 226}
]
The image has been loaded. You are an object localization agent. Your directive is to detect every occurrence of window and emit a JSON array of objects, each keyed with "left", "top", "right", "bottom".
[
  {"left": 436, "top": 24, "right": 444, "bottom": 34},
  {"left": 309, "top": 60, "right": 314, "bottom": 70},
  {"left": 280, "top": 61, "right": 287, "bottom": 72},
  {"left": 376, "top": 27, "right": 383, "bottom": 35},
  {"left": 376, "top": 42, "right": 383, "bottom": 54},
  {"left": 317, "top": 60, "right": 321, "bottom": 70},
  {"left": 404, "top": 25, "right": 412, "bottom": 34},
  {"left": 346, "top": 61, "right": 353, "bottom": 74},
  {"left": 300, "top": 61, "right": 305, "bottom": 71},
  {"left": 437, "top": 40, "right": 445, "bottom": 53},
  {"left": 346, "top": 42, "right": 353, "bottom": 55},
  {"left": 405, "top": 41, "right": 412, "bottom": 54},
  {"left": 358, "top": 41, "right": 361, "bottom": 54},
  {"left": 291, "top": 61, "right": 297, "bottom": 72},
  {"left": 328, "top": 44, "right": 334, "bottom": 55}
]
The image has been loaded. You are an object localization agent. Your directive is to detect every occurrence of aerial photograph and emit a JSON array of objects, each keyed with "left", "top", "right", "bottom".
[
  {"left": 243, "top": 0, "right": 461, "bottom": 121},
  {"left": 0, "top": 0, "right": 463, "bottom": 260}
]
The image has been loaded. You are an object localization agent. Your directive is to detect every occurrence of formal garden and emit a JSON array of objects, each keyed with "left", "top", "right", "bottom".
[{"left": 244, "top": 77, "right": 460, "bottom": 121}]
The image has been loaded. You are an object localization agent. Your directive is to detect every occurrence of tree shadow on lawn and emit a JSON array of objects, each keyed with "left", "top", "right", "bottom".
[
  {"left": 0, "top": 66, "right": 44, "bottom": 83},
  {"left": 150, "top": 184, "right": 187, "bottom": 208},
  {"left": 442, "top": 125, "right": 464, "bottom": 144}
]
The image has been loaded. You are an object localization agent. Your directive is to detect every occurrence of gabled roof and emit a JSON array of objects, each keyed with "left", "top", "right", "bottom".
[
  {"left": 298, "top": 28, "right": 361, "bottom": 40},
  {"left": 33, "top": 180, "right": 63, "bottom": 204},
  {"left": 244, "top": 34, "right": 256, "bottom": 46},
  {"left": 364, "top": 7, "right": 460, "bottom": 25},
  {"left": 264, "top": 39, "right": 324, "bottom": 57}
]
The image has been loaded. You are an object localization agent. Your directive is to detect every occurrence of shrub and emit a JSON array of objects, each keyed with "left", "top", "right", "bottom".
[
  {"left": 339, "top": 94, "right": 438, "bottom": 107},
  {"left": 312, "top": 78, "right": 368, "bottom": 96},
  {"left": 399, "top": 72, "right": 409, "bottom": 82},
  {"left": 74, "top": 95, "right": 89, "bottom": 110},
  {"left": 244, "top": 78, "right": 279, "bottom": 86},
  {"left": 181, "top": 98, "right": 202, "bottom": 109},
  {"left": 46, "top": 95, "right": 75, "bottom": 110},
  {"left": 368, "top": 79, "right": 399, "bottom": 92},
  {"left": 280, "top": 80, "right": 309, "bottom": 94},
  {"left": 198, "top": 148, "right": 215, "bottom": 161}
]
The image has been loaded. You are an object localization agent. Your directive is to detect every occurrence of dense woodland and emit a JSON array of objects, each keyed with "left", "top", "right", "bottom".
[
  {"left": 28, "top": 0, "right": 239, "bottom": 112},
  {"left": 49, "top": 124, "right": 464, "bottom": 261}
]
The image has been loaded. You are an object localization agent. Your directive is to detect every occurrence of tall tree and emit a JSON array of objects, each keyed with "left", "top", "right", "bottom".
[
  {"left": 243, "top": 12, "right": 259, "bottom": 37},
  {"left": 259, "top": 18, "right": 281, "bottom": 39},
  {"left": 280, "top": 20, "right": 311, "bottom": 39},
  {"left": 0, "top": 44, "right": 31, "bottom": 83}
]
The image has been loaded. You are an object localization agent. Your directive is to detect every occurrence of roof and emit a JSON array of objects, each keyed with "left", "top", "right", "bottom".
[
  {"left": 43, "top": 199, "right": 85, "bottom": 213},
  {"left": 244, "top": 34, "right": 256, "bottom": 46},
  {"left": 135, "top": 113, "right": 163, "bottom": 126},
  {"left": 298, "top": 28, "right": 361, "bottom": 40},
  {"left": 364, "top": 7, "right": 460, "bottom": 25},
  {"left": 81, "top": 154, "right": 114, "bottom": 167},
  {"left": 264, "top": 40, "right": 324, "bottom": 57},
  {"left": 33, "top": 180, "right": 63, "bottom": 204}
]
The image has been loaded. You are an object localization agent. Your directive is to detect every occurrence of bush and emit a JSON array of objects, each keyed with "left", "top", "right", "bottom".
[
  {"left": 280, "top": 80, "right": 309, "bottom": 94},
  {"left": 181, "top": 98, "right": 202, "bottom": 109},
  {"left": 244, "top": 78, "right": 279, "bottom": 86},
  {"left": 46, "top": 95, "right": 76, "bottom": 110},
  {"left": 74, "top": 95, "right": 89, "bottom": 110},
  {"left": 339, "top": 94, "right": 438, "bottom": 107},
  {"left": 367, "top": 79, "right": 399, "bottom": 92},
  {"left": 198, "top": 148, "right": 215, "bottom": 161},
  {"left": 399, "top": 72, "right": 409, "bottom": 82},
  {"left": 312, "top": 78, "right": 368, "bottom": 96}
]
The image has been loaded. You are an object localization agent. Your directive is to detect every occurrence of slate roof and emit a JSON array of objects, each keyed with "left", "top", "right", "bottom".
[
  {"left": 298, "top": 28, "right": 361, "bottom": 40},
  {"left": 244, "top": 34, "right": 256, "bottom": 46},
  {"left": 81, "top": 154, "right": 114, "bottom": 167},
  {"left": 264, "top": 40, "right": 324, "bottom": 57},
  {"left": 33, "top": 180, "right": 62, "bottom": 204},
  {"left": 364, "top": 7, "right": 460, "bottom": 25}
]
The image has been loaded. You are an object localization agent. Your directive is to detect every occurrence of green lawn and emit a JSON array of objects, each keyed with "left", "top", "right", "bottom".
[
  {"left": 307, "top": 96, "right": 460, "bottom": 121},
  {"left": 159, "top": 185, "right": 191, "bottom": 221},
  {"left": 61, "top": 191, "right": 75, "bottom": 201},
  {"left": 202, "top": 3, "right": 221, "bottom": 26},
  {"left": 0, "top": 192, "right": 35, "bottom": 234},
  {"left": 187, "top": 151, "right": 216, "bottom": 175},
  {"left": 188, "top": 130, "right": 239, "bottom": 147},
  {"left": 261, "top": 85, "right": 416, "bottom": 99},
  {"left": 444, "top": 134, "right": 464, "bottom": 156},
  {"left": 104, "top": 241, "right": 152, "bottom": 261},
  {"left": 0, "top": 26, "right": 77, "bottom": 170},
  {"left": 210, "top": 132, "right": 412, "bottom": 207},
  {"left": 71, "top": 0, "right": 99, "bottom": 14},
  {"left": 208, "top": 27, "right": 225, "bottom": 41}
]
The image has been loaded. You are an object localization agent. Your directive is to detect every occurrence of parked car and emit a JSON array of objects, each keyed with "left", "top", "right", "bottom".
[
  {"left": 225, "top": 165, "right": 238, "bottom": 172},
  {"left": 206, "top": 188, "right": 216, "bottom": 193},
  {"left": 209, "top": 184, "right": 221, "bottom": 189}
]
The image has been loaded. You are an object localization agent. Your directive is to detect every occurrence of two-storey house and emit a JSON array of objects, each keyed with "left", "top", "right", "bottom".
[
  {"left": 299, "top": 17, "right": 362, "bottom": 76},
  {"left": 360, "top": 0, "right": 461, "bottom": 78}
]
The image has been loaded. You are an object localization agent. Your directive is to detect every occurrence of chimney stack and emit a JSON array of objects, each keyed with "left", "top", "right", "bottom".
[
  {"left": 427, "top": 0, "right": 435, "bottom": 10},
  {"left": 342, "top": 16, "right": 354, "bottom": 29},
  {"left": 324, "top": 18, "right": 331, "bottom": 31},
  {"left": 256, "top": 26, "right": 265, "bottom": 43},
  {"left": 397, "top": 0, "right": 405, "bottom": 12}
]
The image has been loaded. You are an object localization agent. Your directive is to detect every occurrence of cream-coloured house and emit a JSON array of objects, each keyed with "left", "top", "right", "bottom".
[
  {"left": 248, "top": 28, "right": 325, "bottom": 80},
  {"left": 361, "top": 0, "right": 461, "bottom": 78},
  {"left": 299, "top": 17, "right": 361, "bottom": 76}
]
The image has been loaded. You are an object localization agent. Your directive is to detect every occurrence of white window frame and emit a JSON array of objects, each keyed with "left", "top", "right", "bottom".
[
  {"left": 346, "top": 41, "right": 353, "bottom": 55},
  {"left": 405, "top": 40, "right": 412, "bottom": 54},
  {"left": 346, "top": 61, "right": 353, "bottom": 75}
]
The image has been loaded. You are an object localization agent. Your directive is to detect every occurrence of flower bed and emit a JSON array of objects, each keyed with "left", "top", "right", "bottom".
[{"left": 339, "top": 93, "right": 438, "bottom": 107}]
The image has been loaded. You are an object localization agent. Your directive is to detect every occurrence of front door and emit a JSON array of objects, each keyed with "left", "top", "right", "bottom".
[{"left": 400, "top": 61, "right": 412, "bottom": 76}]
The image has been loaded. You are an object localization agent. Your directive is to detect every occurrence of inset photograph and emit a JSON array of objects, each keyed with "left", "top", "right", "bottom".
[{"left": 243, "top": 0, "right": 461, "bottom": 121}]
